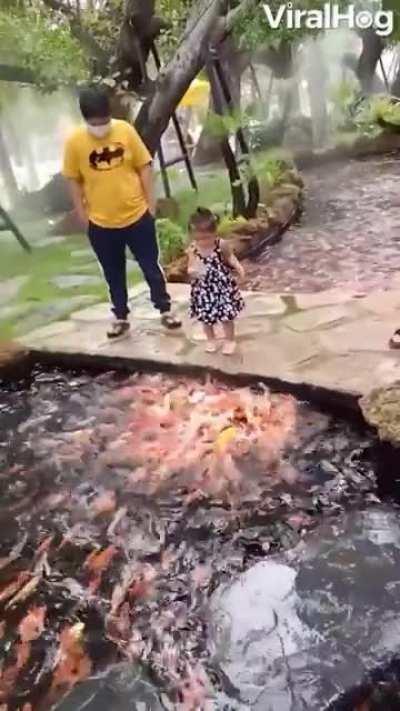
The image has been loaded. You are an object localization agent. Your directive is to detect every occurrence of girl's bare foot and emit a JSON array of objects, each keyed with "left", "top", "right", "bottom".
[
  {"left": 205, "top": 340, "right": 218, "bottom": 353},
  {"left": 222, "top": 340, "right": 236, "bottom": 355}
]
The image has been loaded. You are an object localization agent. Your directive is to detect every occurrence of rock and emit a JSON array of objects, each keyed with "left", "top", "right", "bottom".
[
  {"left": 270, "top": 196, "right": 297, "bottom": 225},
  {"left": 0, "top": 341, "right": 28, "bottom": 368},
  {"left": 265, "top": 183, "right": 302, "bottom": 205},
  {"left": 71, "top": 249, "right": 95, "bottom": 260},
  {"left": 283, "top": 115, "right": 313, "bottom": 150},
  {"left": 210, "top": 508, "right": 400, "bottom": 710},
  {"left": 53, "top": 662, "right": 164, "bottom": 711},
  {"left": 165, "top": 254, "right": 189, "bottom": 283},
  {"left": 67, "top": 264, "right": 98, "bottom": 274},
  {"left": 15, "top": 296, "right": 99, "bottom": 335},
  {"left": 48, "top": 210, "right": 83, "bottom": 236},
  {"left": 0, "top": 276, "right": 29, "bottom": 305},
  {"left": 15, "top": 173, "right": 72, "bottom": 216},
  {"left": 283, "top": 305, "right": 348, "bottom": 332},
  {"left": 51, "top": 275, "right": 102, "bottom": 289},
  {"left": 280, "top": 168, "right": 304, "bottom": 188},
  {"left": 0, "top": 303, "right": 33, "bottom": 321},
  {"left": 360, "top": 383, "right": 400, "bottom": 445},
  {"left": 35, "top": 236, "right": 66, "bottom": 248},
  {"left": 156, "top": 197, "right": 180, "bottom": 220}
]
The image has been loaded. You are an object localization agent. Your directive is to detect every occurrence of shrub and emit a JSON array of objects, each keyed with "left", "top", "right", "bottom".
[
  {"left": 368, "top": 95, "right": 400, "bottom": 127},
  {"left": 218, "top": 215, "right": 247, "bottom": 236},
  {"left": 156, "top": 219, "right": 186, "bottom": 264},
  {"left": 255, "top": 156, "right": 289, "bottom": 187}
]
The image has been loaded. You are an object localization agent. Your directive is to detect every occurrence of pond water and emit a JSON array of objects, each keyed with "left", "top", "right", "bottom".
[{"left": 0, "top": 366, "right": 394, "bottom": 710}]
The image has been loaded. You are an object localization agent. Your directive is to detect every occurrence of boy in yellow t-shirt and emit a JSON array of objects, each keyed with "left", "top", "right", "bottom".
[{"left": 62, "top": 85, "right": 181, "bottom": 340}]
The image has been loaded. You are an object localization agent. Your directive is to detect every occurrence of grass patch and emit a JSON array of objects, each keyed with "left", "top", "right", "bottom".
[
  {"left": 172, "top": 170, "right": 232, "bottom": 231},
  {"left": 0, "top": 225, "right": 141, "bottom": 339},
  {"left": 0, "top": 153, "right": 288, "bottom": 339}
]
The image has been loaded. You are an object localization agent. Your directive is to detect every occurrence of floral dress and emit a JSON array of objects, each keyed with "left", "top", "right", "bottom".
[{"left": 189, "top": 240, "right": 244, "bottom": 325}]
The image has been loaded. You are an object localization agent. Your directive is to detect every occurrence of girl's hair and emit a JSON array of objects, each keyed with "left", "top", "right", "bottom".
[{"left": 188, "top": 207, "right": 219, "bottom": 232}]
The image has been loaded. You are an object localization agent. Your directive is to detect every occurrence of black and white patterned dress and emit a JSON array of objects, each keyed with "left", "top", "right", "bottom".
[{"left": 189, "top": 240, "right": 244, "bottom": 325}]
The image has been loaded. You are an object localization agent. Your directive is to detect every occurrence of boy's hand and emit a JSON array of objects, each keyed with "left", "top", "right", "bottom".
[
  {"left": 235, "top": 264, "right": 245, "bottom": 282},
  {"left": 76, "top": 207, "right": 88, "bottom": 231}
]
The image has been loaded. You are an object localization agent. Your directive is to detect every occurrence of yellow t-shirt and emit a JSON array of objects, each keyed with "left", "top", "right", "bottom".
[{"left": 62, "top": 119, "right": 152, "bottom": 228}]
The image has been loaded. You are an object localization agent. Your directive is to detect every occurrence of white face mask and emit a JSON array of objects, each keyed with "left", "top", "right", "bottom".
[{"left": 87, "top": 121, "right": 111, "bottom": 138}]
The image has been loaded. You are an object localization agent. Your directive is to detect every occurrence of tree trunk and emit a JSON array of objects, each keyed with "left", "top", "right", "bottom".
[
  {"left": 306, "top": 39, "right": 328, "bottom": 148},
  {"left": 357, "top": 28, "right": 384, "bottom": 94},
  {"left": 0, "top": 125, "right": 18, "bottom": 205},
  {"left": 192, "top": 95, "right": 223, "bottom": 166},
  {"left": 135, "top": 0, "right": 227, "bottom": 154},
  {"left": 192, "top": 36, "right": 248, "bottom": 166},
  {"left": 208, "top": 69, "right": 246, "bottom": 217},
  {"left": 391, "top": 49, "right": 400, "bottom": 98}
]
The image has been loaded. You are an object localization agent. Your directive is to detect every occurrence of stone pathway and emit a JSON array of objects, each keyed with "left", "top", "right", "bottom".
[
  {"left": 17, "top": 283, "right": 400, "bottom": 401},
  {"left": 244, "top": 154, "right": 400, "bottom": 294}
]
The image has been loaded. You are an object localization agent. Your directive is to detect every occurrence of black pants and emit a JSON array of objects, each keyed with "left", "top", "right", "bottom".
[{"left": 88, "top": 211, "right": 171, "bottom": 320}]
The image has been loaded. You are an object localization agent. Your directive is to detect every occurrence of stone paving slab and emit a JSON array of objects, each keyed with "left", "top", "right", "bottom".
[{"left": 17, "top": 285, "right": 400, "bottom": 402}]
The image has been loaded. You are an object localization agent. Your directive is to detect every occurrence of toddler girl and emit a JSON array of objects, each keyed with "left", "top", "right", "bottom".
[{"left": 187, "top": 208, "right": 245, "bottom": 355}]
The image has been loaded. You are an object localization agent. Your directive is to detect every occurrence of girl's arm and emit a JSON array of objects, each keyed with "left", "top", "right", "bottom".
[
  {"left": 187, "top": 244, "right": 199, "bottom": 279},
  {"left": 220, "top": 240, "right": 245, "bottom": 280}
]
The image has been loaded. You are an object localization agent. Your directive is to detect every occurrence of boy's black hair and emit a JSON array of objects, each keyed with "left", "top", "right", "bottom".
[
  {"left": 188, "top": 207, "right": 219, "bottom": 231},
  {"left": 79, "top": 85, "right": 111, "bottom": 121}
]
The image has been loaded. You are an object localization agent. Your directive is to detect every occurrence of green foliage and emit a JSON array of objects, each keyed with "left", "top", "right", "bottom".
[
  {"left": 218, "top": 215, "right": 247, "bottom": 236},
  {"left": 158, "top": 0, "right": 193, "bottom": 58},
  {"left": 156, "top": 218, "right": 186, "bottom": 264},
  {"left": 204, "top": 109, "right": 252, "bottom": 138},
  {"left": 330, "top": 79, "right": 362, "bottom": 131},
  {"left": 83, "top": 0, "right": 123, "bottom": 58},
  {"left": 368, "top": 95, "right": 400, "bottom": 125},
  {"left": 0, "top": 7, "right": 89, "bottom": 89},
  {"left": 329, "top": 81, "right": 400, "bottom": 137},
  {"left": 382, "top": 0, "right": 400, "bottom": 42},
  {"left": 254, "top": 156, "right": 289, "bottom": 187},
  {"left": 233, "top": 0, "right": 349, "bottom": 51}
]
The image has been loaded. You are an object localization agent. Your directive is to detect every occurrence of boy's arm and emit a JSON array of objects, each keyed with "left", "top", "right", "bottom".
[
  {"left": 137, "top": 163, "right": 156, "bottom": 216},
  {"left": 62, "top": 135, "right": 87, "bottom": 229},
  {"left": 67, "top": 179, "right": 88, "bottom": 228},
  {"left": 127, "top": 124, "right": 155, "bottom": 216},
  {"left": 220, "top": 240, "right": 245, "bottom": 279}
]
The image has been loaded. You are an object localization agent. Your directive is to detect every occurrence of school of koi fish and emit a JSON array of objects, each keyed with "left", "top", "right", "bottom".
[{"left": 0, "top": 368, "right": 378, "bottom": 710}]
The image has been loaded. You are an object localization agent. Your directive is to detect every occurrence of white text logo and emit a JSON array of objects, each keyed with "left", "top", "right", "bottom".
[{"left": 262, "top": 3, "right": 394, "bottom": 36}]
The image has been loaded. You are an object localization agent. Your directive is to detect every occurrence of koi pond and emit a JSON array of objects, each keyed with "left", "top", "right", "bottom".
[{"left": 0, "top": 366, "right": 399, "bottom": 711}]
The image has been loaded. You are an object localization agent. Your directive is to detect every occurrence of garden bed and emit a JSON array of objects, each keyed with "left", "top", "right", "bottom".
[{"left": 166, "top": 166, "right": 304, "bottom": 283}]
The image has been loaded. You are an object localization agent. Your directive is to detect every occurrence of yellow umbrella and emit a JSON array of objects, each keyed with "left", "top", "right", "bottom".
[{"left": 179, "top": 78, "right": 210, "bottom": 108}]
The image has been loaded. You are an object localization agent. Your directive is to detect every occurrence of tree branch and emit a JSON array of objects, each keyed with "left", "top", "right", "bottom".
[
  {"left": 135, "top": 0, "right": 228, "bottom": 153},
  {"left": 41, "top": 0, "right": 109, "bottom": 71}
]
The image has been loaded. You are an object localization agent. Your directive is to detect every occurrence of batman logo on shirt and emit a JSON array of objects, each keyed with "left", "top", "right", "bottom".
[{"left": 89, "top": 143, "right": 125, "bottom": 170}]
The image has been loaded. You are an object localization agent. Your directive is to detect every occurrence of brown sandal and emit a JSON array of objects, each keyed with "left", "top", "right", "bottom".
[
  {"left": 389, "top": 329, "right": 400, "bottom": 349},
  {"left": 161, "top": 313, "right": 181, "bottom": 330}
]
